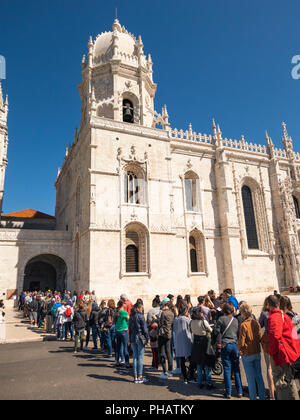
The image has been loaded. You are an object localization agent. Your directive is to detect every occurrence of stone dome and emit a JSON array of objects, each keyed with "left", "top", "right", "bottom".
[{"left": 93, "top": 20, "right": 139, "bottom": 65}]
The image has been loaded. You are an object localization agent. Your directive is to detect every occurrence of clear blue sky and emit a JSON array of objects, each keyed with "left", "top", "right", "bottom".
[{"left": 1, "top": 0, "right": 300, "bottom": 215}]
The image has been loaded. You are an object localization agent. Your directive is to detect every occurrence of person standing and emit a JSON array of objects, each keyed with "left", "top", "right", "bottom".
[
  {"left": 238, "top": 304, "right": 265, "bottom": 400},
  {"left": 190, "top": 306, "right": 215, "bottom": 390},
  {"left": 115, "top": 300, "right": 130, "bottom": 368},
  {"left": 64, "top": 302, "right": 74, "bottom": 341},
  {"left": 56, "top": 301, "right": 67, "bottom": 341},
  {"left": 223, "top": 289, "right": 239, "bottom": 312},
  {"left": 104, "top": 299, "right": 116, "bottom": 357},
  {"left": 259, "top": 298, "right": 275, "bottom": 400},
  {"left": 129, "top": 302, "right": 150, "bottom": 383},
  {"left": 158, "top": 298, "right": 174, "bottom": 379},
  {"left": 213, "top": 302, "right": 243, "bottom": 399},
  {"left": 266, "top": 295, "right": 300, "bottom": 400},
  {"left": 173, "top": 305, "right": 193, "bottom": 384},
  {"left": 72, "top": 303, "right": 88, "bottom": 354},
  {"left": 90, "top": 302, "right": 101, "bottom": 350}
]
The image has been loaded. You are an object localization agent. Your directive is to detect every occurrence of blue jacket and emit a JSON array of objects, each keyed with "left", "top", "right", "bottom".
[
  {"left": 129, "top": 312, "right": 149, "bottom": 345},
  {"left": 228, "top": 295, "right": 239, "bottom": 311}
]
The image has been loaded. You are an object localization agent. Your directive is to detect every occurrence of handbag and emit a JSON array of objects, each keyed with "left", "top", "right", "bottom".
[
  {"left": 202, "top": 321, "right": 216, "bottom": 357},
  {"left": 140, "top": 334, "right": 148, "bottom": 346}
]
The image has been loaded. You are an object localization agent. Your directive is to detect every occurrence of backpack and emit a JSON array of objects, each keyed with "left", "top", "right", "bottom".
[
  {"left": 104, "top": 308, "right": 114, "bottom": 328},
  {"left": 66, "top": 307, "right": 72, "bottom": 317}
]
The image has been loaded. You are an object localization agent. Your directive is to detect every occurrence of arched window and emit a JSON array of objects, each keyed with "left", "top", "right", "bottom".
[
  {"left": 124, "top": 166, "right": 145, "bottom": 205},
  {"left": 242, "top": 185, "right": 259, "bottom": 249},
  {"left": 189, "top": 237, "right": 198, "bottom": 272},
  {"left": 126, "top": 245, "right": 139, "bottom": 272},
  {"left": 184, "top": 172, "right": 199, "bottom": 212},
  {"left": 124, "top": 224, "right": 149, "bottom": 274},
  {"left": 293, "top": 196, "right": 300, "bottom": 219},
  {"left": 123, "top": 99, "right": 134, "bottom": 123},
  {"left": 189, "top": 231, "right": 206, "bottom": 273}
]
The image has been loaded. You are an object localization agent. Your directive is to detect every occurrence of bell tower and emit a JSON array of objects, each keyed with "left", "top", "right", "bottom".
[
  {"left": 78, "top": 19, "right": 157, "bottom": 131},
  {"left": 0, "top": 81, "right": 8, "bottom": 215}
]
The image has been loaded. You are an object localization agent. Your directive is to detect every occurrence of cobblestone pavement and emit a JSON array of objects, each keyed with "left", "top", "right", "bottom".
[{"left": 0, "top": 340, "right": 254, "bottom": 401}]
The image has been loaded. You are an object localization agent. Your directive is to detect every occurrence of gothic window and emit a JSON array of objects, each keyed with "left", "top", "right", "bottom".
[
  {"left": 189, "top": 231, "right": 206, "bottom": 273},
  {"left": 293, "top": 196, "right": 300, "bottom": 219},
  {"left": 124, "top": 166, "right": 145, "bottom": 205},
  {"left": 124, "top": 224, "right": 149, "bottom": 274},
  {"left": 184, "top": 172, "right": 200, "bottom": 212},
  {"left": 242, "top": 185, "right": 259, "bottom": 250},
  {"left": 123, "top": 99, "right": 134, "bottom": 123}
]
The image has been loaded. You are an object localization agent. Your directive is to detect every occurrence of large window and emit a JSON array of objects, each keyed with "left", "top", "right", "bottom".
[
  {"left": 189, "top": 231, "right": 206, "bottom": 273},
  {"left": 124, "top": 224, "right": 149, "bottom": 274},
  {"left": 124, "top": 167, "right": 145, "bottom": 205},
  {"left": 184, "top": 172, "right": 199, "bottom": 212},
  {"left": 242, "top": 185, "right": 259, "bottom": 249},
  {"left": 293, "top": 196, "right": 300, "bottom": 219}
]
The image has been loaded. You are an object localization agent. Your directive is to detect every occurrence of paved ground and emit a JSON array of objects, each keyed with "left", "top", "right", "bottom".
[{"left": 0, "top": 340, "right": 254, "bottom": 401}]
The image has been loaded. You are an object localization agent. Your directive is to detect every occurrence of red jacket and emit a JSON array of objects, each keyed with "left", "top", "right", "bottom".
[{"left": 268, "top": 309, "right": 300, "bottom": 366}]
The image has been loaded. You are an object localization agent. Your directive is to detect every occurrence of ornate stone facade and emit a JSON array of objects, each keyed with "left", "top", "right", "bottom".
[{"left": 0, "top": 19, "right": 300, "bottom": 302}]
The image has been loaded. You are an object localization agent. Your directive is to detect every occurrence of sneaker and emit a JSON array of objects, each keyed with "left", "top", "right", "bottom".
[
  {"left": 171, "top": 368, "right": 181, "bottom": 375},
  {"left": 134, "top": 378, "right": 140, "bottom": 384},
  {"left": 167, "top": 372, "right": 173, "bottom": 377},
  {"left": 183, "top": 379, "right": 189, "bottom": 385},
  {"left": 159, "top": 373, "right": 169, "bottom": 379},
  {"left": 138, "top": 377, "right": 149, "bottom": 384}
]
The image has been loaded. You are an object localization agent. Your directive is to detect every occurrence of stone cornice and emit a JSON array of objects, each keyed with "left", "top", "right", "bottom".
[{"left": 90, "top": 117, "right": 170, "bottom": 141}]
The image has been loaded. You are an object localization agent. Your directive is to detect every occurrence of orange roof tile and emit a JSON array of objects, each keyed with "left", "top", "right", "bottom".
[{"left": 2, "top": 209, "right": 55, "bottom": 220}]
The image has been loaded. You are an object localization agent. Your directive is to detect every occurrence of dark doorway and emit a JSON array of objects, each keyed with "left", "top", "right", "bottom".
[{"left": 23, "top": 254, "right": 67, "bottom": 292}]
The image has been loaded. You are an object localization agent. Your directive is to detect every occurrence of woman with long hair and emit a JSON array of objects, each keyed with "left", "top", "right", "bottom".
[
  {"left": 259, "top": 298, "right": 275, "bottom": 400},
  {"left": 190, "top": 306, "right": 215, "bottom": 389},
  {"left": 129, "top": 302, "right": 149, "bottom": 383},
  {"left": 115, "top": 300, "right": 130, "bottom": 368}
]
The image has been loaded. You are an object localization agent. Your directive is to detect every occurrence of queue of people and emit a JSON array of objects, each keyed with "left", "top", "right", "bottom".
[{"left": 18, "top": 288, "right": 300, "bottom": 400}]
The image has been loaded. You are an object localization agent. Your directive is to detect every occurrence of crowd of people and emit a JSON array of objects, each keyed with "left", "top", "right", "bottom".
[{"left": 18, "top": 288, "right": 300, "bottom": 400}]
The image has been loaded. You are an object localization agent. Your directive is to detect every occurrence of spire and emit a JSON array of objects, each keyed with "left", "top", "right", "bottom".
[
  {"left": 212, "top": 118, "right": 217, "bottom": 138},
  {"left": 282, "top": 121, "right": 294, "bottom": 159},
  {"left": 265, "top": 130, "right": 275, "bottom": 159},
  {"left": 112, "top": 18, "right": 121, "bottom": 32}
]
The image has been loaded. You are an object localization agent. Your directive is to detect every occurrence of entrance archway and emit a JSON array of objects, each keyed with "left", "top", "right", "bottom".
[{"left": 23, "top": 254, "right": 67, "bottom": 292}]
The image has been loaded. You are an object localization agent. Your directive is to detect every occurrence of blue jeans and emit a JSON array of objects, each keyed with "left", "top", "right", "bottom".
[
  {"left": 57, "top": 323, "right": 66, "bottom": 340},
  {"left": 106, "top": 326, "right": 115, "bottom": 356},
  {"left": 115, "top": 330, "right": 129, "bottom": 365},
  {"left": 132, "top": 340, "right": 145, "bottom": 376},
  {"left": 242, "top": 354, "right": 265, "bottom": 400},
  {"left": 221, "top": 342, "right": 243, "bottom": 396},
  {"left": 197, "top": 365, "right": 212, "bottom": 385},
  {"left": 92, "top": 325, "right": 101, "bottom": 348}
]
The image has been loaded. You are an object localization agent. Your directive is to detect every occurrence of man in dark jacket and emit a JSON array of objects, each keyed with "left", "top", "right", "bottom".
[
  {"left": 72, "top": 303, "right": 88, "bottom": 353},
  {"left": 158, "top": 298, "right": 174, "bottom": 379},
  {"left": 90, "top": 303, "right": 102, "bottom": 350},
  {"left": 28, "top": 297, "right": 39, "bottom": 327}
]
